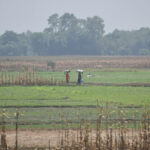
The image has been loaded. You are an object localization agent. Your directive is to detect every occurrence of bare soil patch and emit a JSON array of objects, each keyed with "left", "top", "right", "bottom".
[{"left": 0, "top": 129, "right": 139, "bottom": 148}]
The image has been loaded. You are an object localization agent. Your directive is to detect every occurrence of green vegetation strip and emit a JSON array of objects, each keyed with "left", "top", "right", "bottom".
[
  {"left": 1, "top": 69, "right": 150, "bottom": 83},
  {"left": 0, "top": 107, "right": 146, "bottom": 129},
  {"left": 0, "top": 86, "right": 150, "bottom": 107},
  {"left": 36, "top": 69, "right": 150, "bottom": 83}
]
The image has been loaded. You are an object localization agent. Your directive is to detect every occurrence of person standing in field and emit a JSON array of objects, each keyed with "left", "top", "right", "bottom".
[
  {"left": 77, "top": 70, "right": 83, "bottom": 84},
  {"left": 65, "top": 70, "right": 70, "bottom": 83},
  {"left": 77, "top": 72, "right": 81, "bottom": 84},
  {"left": 66, "top": 72, "right": 70, "bottom": 83}
]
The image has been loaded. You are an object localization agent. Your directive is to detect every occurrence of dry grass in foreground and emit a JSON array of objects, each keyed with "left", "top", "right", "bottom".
[{"left": 0, "top": 108, "right": 150, "bottom": 150}]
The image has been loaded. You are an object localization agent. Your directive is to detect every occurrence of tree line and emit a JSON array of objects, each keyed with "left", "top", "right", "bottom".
[{"left": 0, "top": 13, "right": 150, "bottom": 56}]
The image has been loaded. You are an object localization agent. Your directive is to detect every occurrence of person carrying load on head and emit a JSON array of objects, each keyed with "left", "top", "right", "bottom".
[
  {"left": 65, "top": 70, "right": 70, "bottom": 83},
  {"left": 77, "top": 69, "right": 83, "bottom": 85},
  {"left": 78, "top": 72, "right": 81, "bottom": 84},
  {"left": 66, "top": 72, "right": 70, "bottom": 83}
]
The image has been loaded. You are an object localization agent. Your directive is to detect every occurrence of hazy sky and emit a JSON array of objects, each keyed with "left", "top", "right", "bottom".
[{"left": 0, "top": 0, "right": 150, "bottom": 35}]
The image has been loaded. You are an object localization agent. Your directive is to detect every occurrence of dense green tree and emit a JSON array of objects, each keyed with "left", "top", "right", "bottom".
[
  {"left": 103, "top": 28, "right": 150, "bottom": 55},
  {"left": 86, "top": 16, "right": 104, "bottom": 40},
  {"left": 0, "top": 31, "right": 28, "bottom": 56},
  {"left": 30, "top": 32, "right": 49, "bottom": 55},
  {"left": 46, "top": 13, "right": 59, "bottom": 33}
]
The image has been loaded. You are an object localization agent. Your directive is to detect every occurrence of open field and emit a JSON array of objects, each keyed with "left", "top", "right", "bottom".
[
  {"left": 2, "top": 69, "right": 150, "bottom": 83},
  {"left": 1, "top": 69, "right": 150, "bottom": 87},
  {"left": 0, "top": 86, "right": 150, "bottom": 107},
  {"left": 1, "top": 56, "right": 150, "bottom": 86},
  {"left": 0, "top": 56, "right": 150, "bottom": 149},
  {"left": 0, "top": 56, "right": 150, "bottom": 127}
]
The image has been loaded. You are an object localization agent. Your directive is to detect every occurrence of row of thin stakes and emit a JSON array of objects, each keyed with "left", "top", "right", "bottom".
[
  {"left": 0, "top": 72, "right": 64, "bottom": 86},
  {"left": 0, "top": 109, "right": 19, "bottom": 150},
  {"left": 0, "top": 109, "right": 150, "bottom": 150}
]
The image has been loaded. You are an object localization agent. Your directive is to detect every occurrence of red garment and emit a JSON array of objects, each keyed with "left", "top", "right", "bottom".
[{"left": 66, "top": 73, "right": 70, "bottom": 83}]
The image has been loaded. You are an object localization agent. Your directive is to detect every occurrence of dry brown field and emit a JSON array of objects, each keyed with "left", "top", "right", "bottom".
[{"left": 0, "top": 56, "right": 150, "bottom": 71}]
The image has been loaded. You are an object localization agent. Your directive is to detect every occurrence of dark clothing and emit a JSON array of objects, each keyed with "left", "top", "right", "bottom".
[{"left": 77, "top": 72, "right": 82, "bottom": 84}]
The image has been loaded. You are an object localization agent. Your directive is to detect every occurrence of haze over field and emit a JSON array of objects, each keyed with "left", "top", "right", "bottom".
[
  {"left": 0, "top": 0, "right": 150, "bottom": 56},
  {"left": 0, "top": 1, "right": 150, "bottom": 148},
  {"left": 0, "top": 0, "right": 150, "bottom": 34}
]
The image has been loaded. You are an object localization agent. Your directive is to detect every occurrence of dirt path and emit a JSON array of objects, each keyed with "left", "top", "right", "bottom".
[
  {"left": 1, "top": 130, "right": 62, "bottom": 148},
  {"left": 0, "top": 129, "right": 139, "bottom": 148}
]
